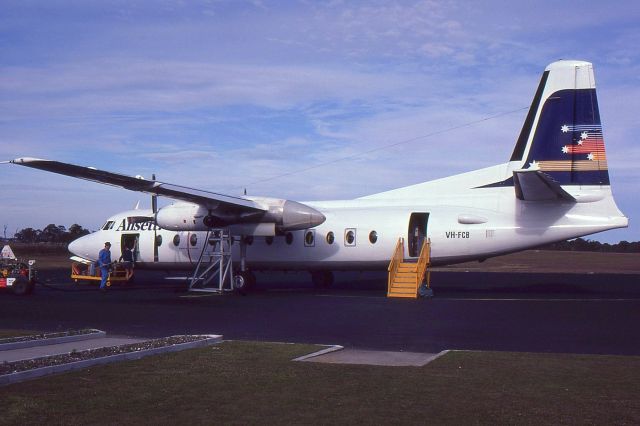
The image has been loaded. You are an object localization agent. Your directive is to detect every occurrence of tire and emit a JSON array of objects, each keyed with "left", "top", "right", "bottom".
[
  {"left": 233, "top": 271, "right": 256, "bottom": 292},
  {"left": 11, "top": 276, "right": 30, "bottom": 296},
  {"left": 232, "top": 272, "right": 247, "bottom": 295}
]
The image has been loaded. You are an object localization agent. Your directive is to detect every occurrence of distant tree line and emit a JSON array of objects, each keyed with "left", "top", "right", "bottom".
[
  {"left": 540, "top": 238, "right": 639, "bottom": 253},
  {"left": 8, "top": 224, "right": 91, "bottom": 245}
]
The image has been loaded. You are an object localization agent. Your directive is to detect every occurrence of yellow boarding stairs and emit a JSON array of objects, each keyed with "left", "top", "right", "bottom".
[{"left": 387, "top": 237, "right": 431, "bottom": 298}]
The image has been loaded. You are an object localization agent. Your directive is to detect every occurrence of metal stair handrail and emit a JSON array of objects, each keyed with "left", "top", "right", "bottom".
[
  {"left": 387, "top": 237, "right": 404, "bottom": 295},
  {"left": 415, "top": 238, "right": 431, "bottom": 290}
]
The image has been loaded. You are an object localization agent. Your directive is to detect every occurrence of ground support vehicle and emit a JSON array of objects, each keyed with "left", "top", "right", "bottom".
[
  {"left": 70, "top": 257, "right": 130, "bottom": 287},
  {"left": 0, "top": 253, "right": 36, "bottom": 296}
]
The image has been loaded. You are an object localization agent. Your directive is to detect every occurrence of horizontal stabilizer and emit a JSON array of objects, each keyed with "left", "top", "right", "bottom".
[{"left": 513, "top": 170, "right": 576, "bottom": 202}]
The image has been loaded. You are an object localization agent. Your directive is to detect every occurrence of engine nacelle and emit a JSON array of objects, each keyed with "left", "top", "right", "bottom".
[
  {"left": 155, "top": 203, "right": 212, "bottom": 231},
  {"left": 155, "top": 199, "right": 326, "bottom": 233}
]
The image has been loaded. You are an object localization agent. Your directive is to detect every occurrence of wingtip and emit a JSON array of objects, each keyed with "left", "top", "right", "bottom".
[{"left": 7, "top": 157, "right": 47, "bottom": 165}]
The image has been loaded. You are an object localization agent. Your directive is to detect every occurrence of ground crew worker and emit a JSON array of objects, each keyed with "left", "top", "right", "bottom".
[
  {"left": 119, "top": 244, "right": 134, "bottom": 281},
  {"left": 98, "top": 242, "right": 112, "bottom": 290}
]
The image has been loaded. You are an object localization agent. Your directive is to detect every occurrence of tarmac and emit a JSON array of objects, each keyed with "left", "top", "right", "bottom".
[{"left": 1, "top": 269, "right": 639, "bottom": 357}]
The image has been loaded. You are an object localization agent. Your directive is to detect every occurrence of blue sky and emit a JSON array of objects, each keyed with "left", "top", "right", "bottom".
[{"left": 1, "top": 0, "right": 638, "bottom": 243}]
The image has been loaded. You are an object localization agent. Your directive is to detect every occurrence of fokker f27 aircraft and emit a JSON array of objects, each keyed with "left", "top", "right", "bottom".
[{"left": 8, "top": 60, "right": 628, "bottom": 291}]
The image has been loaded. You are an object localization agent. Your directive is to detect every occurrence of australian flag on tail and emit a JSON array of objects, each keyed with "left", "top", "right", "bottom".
[{"left": 525, "top": 88, "right": 609, "bottom": 186}]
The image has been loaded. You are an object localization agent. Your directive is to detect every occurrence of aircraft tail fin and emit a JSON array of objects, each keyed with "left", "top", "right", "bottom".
[{"left": 510, "top": 60, "right": 609, "bottom": 186}]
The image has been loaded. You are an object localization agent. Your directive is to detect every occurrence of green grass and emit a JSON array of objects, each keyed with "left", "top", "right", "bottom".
[
  {"left": 0, "top": 330, "right": 39, "bottom": 339},
  {"left": 1, "top": 341, "right": 639, "bottom": 425}
]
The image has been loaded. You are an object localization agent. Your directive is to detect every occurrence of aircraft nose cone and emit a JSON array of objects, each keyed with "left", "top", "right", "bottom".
[
  {"left": 68, "top": 234, "right": 95, "bottom": 259},
  {"left": 68, "top": 238, "right": 81, "bottom": 255}
]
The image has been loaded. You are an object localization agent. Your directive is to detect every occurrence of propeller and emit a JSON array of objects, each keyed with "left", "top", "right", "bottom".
[
  {"left": 151, "top": 174, "right": 158, "bottom": 214},
  {"left": 152, "top": 173, "right": 159, "bottom": 262}
]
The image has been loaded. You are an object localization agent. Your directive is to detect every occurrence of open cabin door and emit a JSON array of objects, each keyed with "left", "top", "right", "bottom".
[
  {"left": 121, "top": 233, "right": 140, "bottom": 263},
  {"left": 408, "top": 213, "right": 429, "bottom": 258}
]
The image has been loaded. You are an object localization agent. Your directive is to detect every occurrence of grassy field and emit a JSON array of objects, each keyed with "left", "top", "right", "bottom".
[
  {"left": 0, "top": 330, "right": 39, "bottom": 339},
  {"left": 434, "top": 250, "right": 640, "bottom": 274},
  {"left": 1, "top": 341, "right": 639, "bottom": 425}
]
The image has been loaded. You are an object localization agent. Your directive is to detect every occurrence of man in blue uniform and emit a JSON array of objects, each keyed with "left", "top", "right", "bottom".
[{"left": 98, "top": 242, "right": 112, "bottom": 290}]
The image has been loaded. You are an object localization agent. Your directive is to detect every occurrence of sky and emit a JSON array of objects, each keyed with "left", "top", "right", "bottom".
[{"left": 1, "top": 0, "right": 638, "bottom": 243}]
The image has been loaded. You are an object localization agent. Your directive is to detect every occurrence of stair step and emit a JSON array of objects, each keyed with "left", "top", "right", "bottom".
[
  {"left": 393, "top": 280, "right": 416, "bottom": 285},
  {"left": 398, "top": 265, "right": 417, "bottom": 272},
  {"left": 389, "top": 287, "right": 418, "bottom": 293},
  {"left": 388, "top": 292, "right": 417, "bottom": 298},
  {"left": 390, "top": 287, "right": 418, "bottom": 293},
  {"left": 395, "top": 271, "right": 417, "bottom": 277},
  {"left": 395, "top": 280, "right": 419, "bottom": 286},
  {"left": 396, "top": 273, "right": 417, "bottom": 278}
]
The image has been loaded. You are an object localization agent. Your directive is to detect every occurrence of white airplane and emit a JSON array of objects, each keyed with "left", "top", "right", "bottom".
[{"left": 7, "top": 60, "right": 628, "bottom": 291}]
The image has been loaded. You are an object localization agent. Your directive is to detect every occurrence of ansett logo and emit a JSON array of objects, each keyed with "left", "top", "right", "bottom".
[{"left": 114, "top": 220, "right": 163, "bottom": 232}]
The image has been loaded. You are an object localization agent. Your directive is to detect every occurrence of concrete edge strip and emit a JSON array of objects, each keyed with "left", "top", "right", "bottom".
[
  {"left": 0, "top": 335, "right": 223, "bottom": 386},
  {"left": 420, "top": 349, "right": 451, "bottom": 366},
  {"left": 0, "top": 329, "right": 106, "bottom": 351},
  {"left": 292, "top": 345, "right": 344, "bottom": 362},
  {"left": 294, "top": 347, "right": 452, "bottom": 366}
]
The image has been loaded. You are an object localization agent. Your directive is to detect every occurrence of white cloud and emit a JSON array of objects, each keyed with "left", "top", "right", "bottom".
[{"left": 0, "top": 0, "right": 638, "bottom": 243}]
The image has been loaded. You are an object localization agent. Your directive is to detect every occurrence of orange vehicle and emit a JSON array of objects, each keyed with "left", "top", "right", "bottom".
[{"left": 70, "top": 259, "right": 130, "bottom": 287}]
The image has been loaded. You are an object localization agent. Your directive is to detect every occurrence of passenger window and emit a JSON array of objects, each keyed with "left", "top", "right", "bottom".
[
  {"left": 155, "top": 235, "right": 162, "bottom": 247},
  {"left": 304, "top": 230, "right": 315, "bottom": 247},
  {"left": 265, "top": 236, "right": 274, "bottom": 245},
  {"left": 326, "top": 231, "right": 334, "bottom": 245},
  {"left": 190, "top": 234, "right": 197, "bottom": 247},
  {"left": 344, "top": 229, "right": 356, "bottom": 246},
  {"left": 285, "top": 232, "right": 293, "bottom": 245},
  {"left": 369, "top": 231, "right": 378, "bottom": 244},
  {"left": 173, "top": 234, "right": 180, "bottom": 246}
]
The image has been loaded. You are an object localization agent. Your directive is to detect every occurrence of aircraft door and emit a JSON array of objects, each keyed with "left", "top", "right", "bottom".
[
  {"left": 408, "top": 213, "right": 429, "bottom": 257},
  {"left": 121, "top": 233, "right": 140, "bottom": 263}
]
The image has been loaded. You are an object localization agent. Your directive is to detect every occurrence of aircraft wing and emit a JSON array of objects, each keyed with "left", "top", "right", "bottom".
[
  {"left": 9, "top": 157, "right": 326, "bottom": 232},
  {"left": 513, "top": 170, "right": 576, "bottom": 202},
  {"left": 10, "top": 157, "right": 264, "bottom": 213}
]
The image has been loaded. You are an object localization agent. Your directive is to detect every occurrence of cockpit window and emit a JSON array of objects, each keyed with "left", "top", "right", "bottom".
[{"left": 102, "top": 221, "right": 115, "bottom": 230}]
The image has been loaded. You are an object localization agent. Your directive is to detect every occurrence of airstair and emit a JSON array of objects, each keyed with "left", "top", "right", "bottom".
[
  {"left": 188, "top": 229, "right": 234, "bottom": 293},
  {"left": 387, "top": 237, "right": 431, "bottom": 298}
]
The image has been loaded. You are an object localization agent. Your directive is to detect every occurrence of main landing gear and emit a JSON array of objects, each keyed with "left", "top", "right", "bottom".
[
  {"left": 233, "top": 236, "right": 257, "bottom": 294},
  {"left": 233, "top": 270, "right": 256, "bottom": 294}
]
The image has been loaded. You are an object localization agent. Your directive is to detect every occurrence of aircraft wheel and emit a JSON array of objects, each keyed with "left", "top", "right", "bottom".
[
  {"left": 233, "top": 271, "right": 255, "bottom": 294},
  {"left": 311, "top": 271, "right": 334, "bottom": 289}
]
